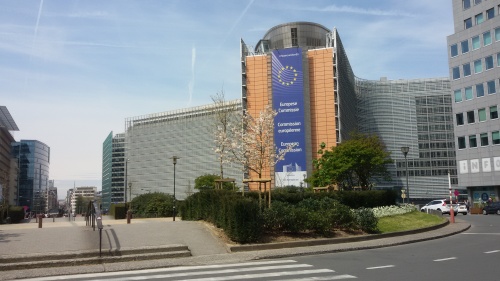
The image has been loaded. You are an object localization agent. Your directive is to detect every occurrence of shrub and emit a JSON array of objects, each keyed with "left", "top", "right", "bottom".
[
  {"left": 181, "top": 189, "right": 262, "bottom": 243},
  {"left": 372, "top": 204, "right": 417, "bottom": 218},
  {"left": 353, "top": 207, "right": 379, "bottom": 233},
  {"left": 7, "top": 206, "right": 25, "bottom": 223}
]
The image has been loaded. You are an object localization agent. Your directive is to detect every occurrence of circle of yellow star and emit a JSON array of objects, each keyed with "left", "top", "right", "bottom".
[{"left": 278, "top": 66, "right": 298, "bottom": 86}]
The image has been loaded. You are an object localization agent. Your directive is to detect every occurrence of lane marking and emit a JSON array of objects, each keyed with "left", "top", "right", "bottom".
[
  {"left": 461, "top": 233, "right": 500, "bottom": 235},
  {"left": 485, "top": 250, "right": 500, "bottom": 254},
  {"left": 433, "top": 257, "right": 457, "bottom": 262},
  {"left": 273, "top": 275, "right": 357, "bottom": 280},
  {"left": 366, "top": 265, "right": 394, "bottom": 270},
  {"left": 18, "top": 260, "right": 299, "bottom": 281}
]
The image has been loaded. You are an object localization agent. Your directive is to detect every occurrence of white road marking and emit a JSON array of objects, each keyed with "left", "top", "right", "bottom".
[
  {"left": 433, "top": 257, "right": 457, "bottom": 262},
  {"left": 18, "top": 260, "right": 299, "bottom": 280},
  {"left": 276, "top": 275, "right": 357, "bottom": 280},
  {"left": 177, "top": 269, "right": 335, "bottom": 281},
  {"left": 461, "top": 233, "right": 500, "bottom": 235},
  {"left": 91, "top": 264, "right": 314, "bottom": 281},
  {"left": 485, "top": 250, "right": 500, "bottom": 254},
  {"left": 366, "top": 265, "right": 394, "bottom": 270}
]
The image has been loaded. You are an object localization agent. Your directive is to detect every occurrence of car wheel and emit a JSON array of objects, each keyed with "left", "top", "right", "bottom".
[
  {"left": 496, "top": 210, "right": 500, "bottom": 215},
  {"left": 483, "top": 210, "right": 488, "bottom": 215},
  {"left": 462, "top": 212, "right": 467, "bottom": 215}
]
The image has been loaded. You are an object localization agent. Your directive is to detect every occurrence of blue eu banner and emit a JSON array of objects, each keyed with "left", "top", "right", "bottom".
[{"left": 272, "top": 48, "right": 307, "bottom": 187}]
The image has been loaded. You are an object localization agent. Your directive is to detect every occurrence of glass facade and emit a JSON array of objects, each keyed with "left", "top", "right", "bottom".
[
  {"left": 356, "top": 78, "right": 456, "bottom": 199},
  {"left": 124, "top": 100, "right": 243, "bottom": 200},
  {"left": 12, "top": 140, "right": 50, "bottom": 212}
]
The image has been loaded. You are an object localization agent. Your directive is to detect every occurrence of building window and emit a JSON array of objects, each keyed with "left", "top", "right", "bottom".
[
  {"left": 478, "top": 108, "right": 487, "bottom": 121},
  {"left": 493, "top": 131, "right": 500, "bottom": 145},
  {"left": 291, "top": 28, "right": 298, "bottom": 47},
  {"left": 469, "top": 135, "right": 478, "bottom": 148},
  {"left": 476, "top": 83, "right": 485, "bottom": 97},
  {"left": 465, "top": 18, "right": 473, "bottom": 29},
  {"left": 485, "top": 55, "right": 494, "bottom": 70},
  {"left": 496, "top": 27, "right": 500, "bottom": 41},
  {"left": 476, "top": 13, "right": 484, "bottom": 24},
  {"left": 497, "top": 53, "right": 500, "bottom": 66},
  {"left": 458, "top": 137, "right": 466, "bottom": 149},
  {"left": 456, "top": 113, "right": 464, "bottom": 125},
  {"left": 472, "top": 36, "right": 481, "bottom": 50},
  {"left": 451, "top": 44, "right": 458, "bottom": 57},
  {"left": 454, "top": 89, "right": 463, "bottom": 102},
  {"left": 487, "top": 8, "right": 495, "bottom": 19},
  {"left": 481, "top": 133, "right": 489, "bottom": 146},
  {"left": 487, "top": 80, "right": 496, "bottom": 94},
  {"left": 463, "top": 63, "right": 471, "bottom": 76},
  {"left": 461, "top": 40, "right": 469, "bottom": 53},
  {"left": 464, "top": 0, "right": 471, "bottom": 9},
  {"left": 490, "top": 105, "right": 498, "bottom": 119},
  {"left": 474, "top": 59, "right": 483, "bottom": 73},
  {"left": 465, "top": 86, "right": 473, "bottom": 100},
  {"left": 467, "top": 110, "right": 475, "bottom": 123},
  {"left": 484, "top": 31, "right": 492, "bottom": 45},
  {"left": 452, "top": 66, "right": 460, "bottom": 79},
  {"left": 474, "top": 0, "right": 481, "bottom": 4}
]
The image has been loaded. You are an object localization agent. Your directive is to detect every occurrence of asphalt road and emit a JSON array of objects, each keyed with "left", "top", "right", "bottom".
[{"left": 291, "top": 213, "right": 500, "bottom": 281}]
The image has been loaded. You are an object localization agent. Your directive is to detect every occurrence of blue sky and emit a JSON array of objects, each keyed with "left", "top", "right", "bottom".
[{"left": 2, "top": 0, "right": 453, "bottom": 197}]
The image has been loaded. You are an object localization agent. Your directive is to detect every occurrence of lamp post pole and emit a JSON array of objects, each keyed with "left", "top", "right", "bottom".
[
  {"left": 124, "top": 158, "right": 129, "bottom": 204},
  {"left": 171, "top": 156, "right": 180, "bottom": 221},
  {"left": 401, "top": 147, "right": 410, "bottom": 203}
]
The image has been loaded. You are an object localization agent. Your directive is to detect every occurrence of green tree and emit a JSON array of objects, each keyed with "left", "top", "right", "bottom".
[
  {"left": 75, "top": 195, "right": 84, "bottom": 214},
  {"left": 194, "top": 174, "right": 233, "bottom": 190},
  {"left": 310, "top": 133, "right": 392, "bottom": 190}
]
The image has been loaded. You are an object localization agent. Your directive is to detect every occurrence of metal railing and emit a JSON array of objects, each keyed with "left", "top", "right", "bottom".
[{"left": 85, "top": 200, "right": 104, "bottom": 257}]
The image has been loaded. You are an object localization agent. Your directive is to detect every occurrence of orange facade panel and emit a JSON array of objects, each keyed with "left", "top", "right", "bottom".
[
  {"left": 244, "top": 55, "right": 273, "bottom": 191},
  {"left": 307, "top": 48, "right": 337, "bottom": 159}
]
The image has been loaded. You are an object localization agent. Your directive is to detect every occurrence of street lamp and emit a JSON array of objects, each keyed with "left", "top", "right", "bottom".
[
  {"left": 171, "top": 156, "right": 180, "bottom": 221},
  {"left": 401, "top": 147, "right": 410, "bottom": 203},
  {"left": 124, "top": 158, "right": 129, "bottom": 204}
]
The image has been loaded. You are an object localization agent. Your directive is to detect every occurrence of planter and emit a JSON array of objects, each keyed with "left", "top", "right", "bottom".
[{"left": 470, "top": 207, "right": 482, "bottom": 215}]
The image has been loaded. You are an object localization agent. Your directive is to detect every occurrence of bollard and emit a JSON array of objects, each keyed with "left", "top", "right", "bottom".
[
  {"left": 38, "top": 215, "right": 43, "bottom": 228},
  {"left": 127, "top": 210, "right": 132, "bottom": 224},
  {"left": 53, "top": 216, "right": 55, "bottom": 222}
]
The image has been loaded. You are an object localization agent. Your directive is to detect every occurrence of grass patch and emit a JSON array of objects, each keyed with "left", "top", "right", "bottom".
[{"left": 377, "top": 211, "right": 446, "bottom": 233}]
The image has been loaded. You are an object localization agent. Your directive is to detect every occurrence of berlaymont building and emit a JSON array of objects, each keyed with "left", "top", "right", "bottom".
[{"left": 102, "top": 21, "right": 462, "bottom": 206}]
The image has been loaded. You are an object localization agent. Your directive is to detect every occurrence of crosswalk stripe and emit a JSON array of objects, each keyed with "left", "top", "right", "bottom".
[
  {"left": 20, "top": 260, "right": 299, "bottom": 281},
  {"left": 90, "top": 264, "right": 314, "bottom": 281},
  {"left": 176, "top": 269, "right": 335, "bottom": 281}
]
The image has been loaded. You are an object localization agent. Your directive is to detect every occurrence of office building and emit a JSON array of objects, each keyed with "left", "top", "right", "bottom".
[
  {"left": 0, "top": 106, "right": 18, "bottom": 211},
  {"left": 447, "top": 0, "right": 500, "bottom": 202},
  {"left": 241, "top": 22, "right": 457, "bottom": 198},
  {"left": 101, "top": 132, "right": 125, "bottom": 211},
  {"left": 357, "top": 77, "right": 456, "bottom": 199},
  {"left": 12, "top": 140, "right": 50, "bottom": 213},
  {"left": 124, "top": 100, "right": 243, "bottom": 200},
  {"left": 70, "top": 186, "right": 96, "bottom": 214}
]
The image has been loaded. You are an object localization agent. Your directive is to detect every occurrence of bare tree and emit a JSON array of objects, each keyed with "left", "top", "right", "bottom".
[
  {"left": 211, "top": 90, "right": 240, "bottom": 186},
  {"left": 228, "top": 105, "right": 296, "bottom": 207}
]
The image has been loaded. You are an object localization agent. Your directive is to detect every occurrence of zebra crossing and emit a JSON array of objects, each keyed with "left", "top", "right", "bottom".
[{"left": 21, "top": 260, "right": 357, "bottom": 281}]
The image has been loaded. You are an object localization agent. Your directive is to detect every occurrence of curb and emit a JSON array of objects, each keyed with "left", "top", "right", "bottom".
[{"left": 230, "top": 220, "right": 451, "bottom": 252}]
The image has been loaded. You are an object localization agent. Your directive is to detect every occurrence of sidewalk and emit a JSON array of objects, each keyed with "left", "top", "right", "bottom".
[
  {"left": 0, "top": 216, "right": 470, "bottom": 280},
  {"left": 0, "top": 217, "right": 228, "bottom": 257}
]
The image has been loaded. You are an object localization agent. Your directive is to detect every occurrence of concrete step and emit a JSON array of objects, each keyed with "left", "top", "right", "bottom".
[{"left": 0, "top": 245, "right": 191, "bottom": 271}]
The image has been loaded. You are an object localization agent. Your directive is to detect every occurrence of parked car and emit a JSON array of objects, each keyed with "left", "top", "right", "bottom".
[
  {"left": 457, "top": 202, "right": 468, "bottom": 215},
  {"left": 482, "top": 202, "right": 500, "bottom": 215},
  {"left": 420, "top": 199, "right": 458, "bottom": 215}
]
